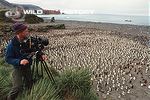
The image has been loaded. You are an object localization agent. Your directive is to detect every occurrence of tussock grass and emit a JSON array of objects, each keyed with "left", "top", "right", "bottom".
[
  {"left": 0, "top": 58, "right": 98, "bottom": 100},
  {"left": 17, "top": 78, "right": 60, "bottom": 100},
  {"left": 56, "top": 68, "right": 98, "bottom": 100},
  {"left": 0, "top": 58, "right": 12, "bottom": 99}
]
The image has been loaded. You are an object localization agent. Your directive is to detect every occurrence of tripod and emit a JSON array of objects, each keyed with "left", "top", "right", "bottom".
[{"left": 31, "top": 51, "right": 55, "bottom": 84}]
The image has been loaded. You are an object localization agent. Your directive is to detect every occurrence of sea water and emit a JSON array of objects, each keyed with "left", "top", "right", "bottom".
[{"left": 38, "top": 14, "right": 150, "bottom": 26}]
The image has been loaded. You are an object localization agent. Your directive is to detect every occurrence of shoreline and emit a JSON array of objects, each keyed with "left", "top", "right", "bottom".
[
  {"left": 55, "top": 19, "right": 150, "bottom": 27},
  {"left": 45, "top": 20, "right": 150, "bottom": 34},
  {"left": 40, "top": 13, "right": 150, "bottom": 26},
  {"left": 32, "top": 20, "right": 150, "bottom": 46}
]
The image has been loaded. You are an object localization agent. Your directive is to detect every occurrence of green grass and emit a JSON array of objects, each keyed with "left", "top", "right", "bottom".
[
  {"left": 55, "top": 68, "right": 98, "bottom": 100},
  {"left": 17, "top": 78, "right": 60, "bottom": 100},
  {"left": 0, "top": 57, "right": 98, "bottom": 100},
  {"left": 0, "top": 57, "right": 12, "bottom": 99}
]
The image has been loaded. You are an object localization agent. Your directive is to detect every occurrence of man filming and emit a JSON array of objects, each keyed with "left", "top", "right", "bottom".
[{"left": 5, "top": 23, "right": 47, "bottom": 100}]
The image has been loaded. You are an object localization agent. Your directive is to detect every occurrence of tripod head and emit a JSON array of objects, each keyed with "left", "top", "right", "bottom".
[{"left": 35, "top": 51, "right": 45, "bottom": 61}]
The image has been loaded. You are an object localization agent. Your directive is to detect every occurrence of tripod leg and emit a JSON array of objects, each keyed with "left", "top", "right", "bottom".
[
  {"left": 43, "top": 61, "right": 55, "bottom": 84},
  {"left": 40, "top": 61, "right": 44, "bottom": 78},
  {"left": 41, "top": 61, "right": 55, "bottom": 84},
  {"left": 31, "top": 58, "right": 36, "bottom": 81},
  {"left": 41, "top": 62, "right": 52, "bottom": 81},
  {"left": 36, "top": 59, "right": 40, "bottom": 77}
]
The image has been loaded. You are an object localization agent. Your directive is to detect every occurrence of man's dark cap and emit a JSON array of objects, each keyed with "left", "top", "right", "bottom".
[{"left": 13, "top": 23, "right": 27, "bottom": 34}]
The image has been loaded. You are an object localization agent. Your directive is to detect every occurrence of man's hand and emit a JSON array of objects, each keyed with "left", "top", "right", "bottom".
[
  {"left": 41, "top": 55, "right": 48, "bottom": 61},
  {"left": 20, "top": 59, "right": 29, "bottom": 65}
]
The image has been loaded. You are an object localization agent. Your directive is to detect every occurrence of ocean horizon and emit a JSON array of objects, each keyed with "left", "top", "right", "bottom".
[{"left": 38, "top": 14, "right": 150, "bottom": 26}]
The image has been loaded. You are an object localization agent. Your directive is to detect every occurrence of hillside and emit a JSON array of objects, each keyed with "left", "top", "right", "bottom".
[{"left": 0, "top": 0, "right": 42, "bottom": 10}]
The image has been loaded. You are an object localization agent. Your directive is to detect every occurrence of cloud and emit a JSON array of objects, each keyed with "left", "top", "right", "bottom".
[
  {"left": 7, "top": 0, "right": 41, "bottom": 3},
  {"left": 7, "top": 0, "right": 149, "bottom": 15}
]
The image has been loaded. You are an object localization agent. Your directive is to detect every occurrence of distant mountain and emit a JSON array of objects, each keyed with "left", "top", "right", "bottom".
[
  {"left": 0, "top": 0, "right": 42, "bottom": 10},
  {"left": 13, "top": 4, "right": 42, "bottom": 10},
  {"left": 0, "top": 0, "right": 16, "bottom": 9}
]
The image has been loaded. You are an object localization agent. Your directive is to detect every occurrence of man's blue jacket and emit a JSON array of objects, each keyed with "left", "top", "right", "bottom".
[{"left": 5, "top": 36, "right": 32, "bottom": 68}]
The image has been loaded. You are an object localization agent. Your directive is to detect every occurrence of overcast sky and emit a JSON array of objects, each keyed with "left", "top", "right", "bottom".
[{"left": 7, "top": 0, "right": 150, "bottom": 16}]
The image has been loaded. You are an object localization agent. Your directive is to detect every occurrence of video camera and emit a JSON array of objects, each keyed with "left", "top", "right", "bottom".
[
  {"left": 20, "top": 36, "right": 55, "bottom": 83},
  {"left": 20, "top": 36, "right": 49, "bottom": 54}
]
